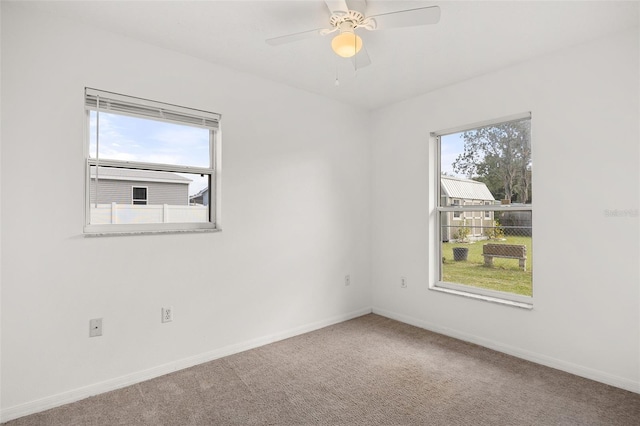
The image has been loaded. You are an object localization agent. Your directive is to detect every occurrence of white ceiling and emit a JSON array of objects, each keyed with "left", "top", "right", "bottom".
[{"left": 20, "top": 0, "right": 640, "bottom": 110}]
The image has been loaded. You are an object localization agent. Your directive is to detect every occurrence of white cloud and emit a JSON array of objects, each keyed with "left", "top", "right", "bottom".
[{"left": 90, "top": 112, "right": 211, "bottom": 168}]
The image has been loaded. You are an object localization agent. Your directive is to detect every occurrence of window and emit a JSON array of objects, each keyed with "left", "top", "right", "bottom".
[
  {"left": 132, "top": 187, "right": 148, "bottom": 205},
  {"left": 84, "top": 88, "right": 221, "bottom": 234},
  {"left": 452, "top": 199, "right": 461, "bottom": 218},
  {"left": 433, "top": 113, "right": 532, "bottom": 306}
]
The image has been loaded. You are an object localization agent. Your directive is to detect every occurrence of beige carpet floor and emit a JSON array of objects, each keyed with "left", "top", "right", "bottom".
[{"left": 4, "top": 314, "right": 640, "bottom": 425}]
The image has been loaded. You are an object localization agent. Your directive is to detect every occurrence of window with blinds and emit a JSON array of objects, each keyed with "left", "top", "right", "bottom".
[{"left": 84, "top": 88, "right": 221, "bottom": 235}]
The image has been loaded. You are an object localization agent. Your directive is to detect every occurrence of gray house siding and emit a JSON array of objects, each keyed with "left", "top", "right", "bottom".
[{"left": 90, "top": 179, "right": 189, "bottom": 205}]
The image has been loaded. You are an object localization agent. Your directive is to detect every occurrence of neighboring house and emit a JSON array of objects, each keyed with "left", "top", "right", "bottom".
[
  {"left": 189, "top": 187, "right": 209, "bottom": 206},
  {"left": 89, "top": 169, "right": 208, "bottom": 225},
  {"left": 90, "top": 168, "right": 192, "bottom": 206},
  {"left": 440, "top": 175, "right": 496, "bottom": 241}
]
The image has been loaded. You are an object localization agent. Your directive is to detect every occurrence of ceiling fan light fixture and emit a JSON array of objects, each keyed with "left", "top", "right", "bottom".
[{"left": 331, "top": 29, "right": 362, "bottom": 58}]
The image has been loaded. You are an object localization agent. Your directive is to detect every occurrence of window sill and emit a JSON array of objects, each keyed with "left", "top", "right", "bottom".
[
  {"left": 83, "top": 227, "right": 221, "bottom": 237},
  {"left": 430, "top": 284, "right": 533, "bottom": 310}
]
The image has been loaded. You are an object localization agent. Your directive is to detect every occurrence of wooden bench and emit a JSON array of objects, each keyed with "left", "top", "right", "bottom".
[{"left": 482, "top": 244, "right": 527, "bottom": 271}]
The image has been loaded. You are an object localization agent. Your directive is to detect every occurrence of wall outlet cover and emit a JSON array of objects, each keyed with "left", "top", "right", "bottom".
[{"left": 162, "top": 307, "right": 173, "bottom": 323}]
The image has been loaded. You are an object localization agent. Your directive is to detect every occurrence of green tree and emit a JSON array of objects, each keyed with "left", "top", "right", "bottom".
[{"left": 452, "top": 120, "right": 531, "bottom": 203}]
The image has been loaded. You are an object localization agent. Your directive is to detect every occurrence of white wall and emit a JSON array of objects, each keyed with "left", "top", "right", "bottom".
[
  {"left": 0, "top": 3, "right": 371, "bottom": 418},
  {"left": 0, "top": 2, "right": 3, "bottom": 410},
  {"left": 371, "top": 28, "right": 640, "bottom": 392}
]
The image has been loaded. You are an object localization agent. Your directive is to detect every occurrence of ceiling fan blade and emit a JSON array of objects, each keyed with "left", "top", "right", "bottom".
[
  {"left": 351, "top": 45, "right": 371, "bottom": 70},
  {"left": 368, "top": 6, "right": 440, "bottom": 31},
  {"left": 266, "top": 29, "right": 324, "bottom": 46},
  {"left": 324, "top": 0, "right": 349, "bottom": 15},
  {"left": 346, "top": 0, "right": 367, "bottom": 15}
]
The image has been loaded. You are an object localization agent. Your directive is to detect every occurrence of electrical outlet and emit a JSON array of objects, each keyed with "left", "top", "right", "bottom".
[
  {"left": 400, "top": 277, "right": 407, "bottom": 288},
  {"left": 345, "top": 275, "right": 351, "bottom": 286},
  {"left": 161, "top": 307, "right": 173, "bottom": 323},
  {"left": 89, "top": 318, "right": 102, "bottom": 337}
]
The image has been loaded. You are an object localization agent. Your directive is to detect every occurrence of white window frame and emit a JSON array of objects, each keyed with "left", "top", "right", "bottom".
[
  {"left": 84, "top": 88, "right": 222, "bottom": 235},
  {"left": 430, "top": 112, "right": 533, "bottom": 308},
  {"left": 132, "top": 186, "right": 148, "bottom": 205}
]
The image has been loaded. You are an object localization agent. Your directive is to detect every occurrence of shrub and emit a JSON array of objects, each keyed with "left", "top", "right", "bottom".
[
  {"left": 484, "top": 219, "right": 504, "bottom": 240},
  {"left": 454, "top": 221, "right": 470, "bottom": 242}
]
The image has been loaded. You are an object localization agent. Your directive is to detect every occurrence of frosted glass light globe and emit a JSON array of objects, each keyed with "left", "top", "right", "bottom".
[{"left": 331, "top": 32, "right": 363, "bottom": 58}]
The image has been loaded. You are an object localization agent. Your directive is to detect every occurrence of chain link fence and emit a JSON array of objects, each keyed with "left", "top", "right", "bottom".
[{"left": 440, "top": 210, "right": 532, "bottom": 296}]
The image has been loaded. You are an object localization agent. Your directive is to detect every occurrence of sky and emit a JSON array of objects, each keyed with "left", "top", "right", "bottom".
[
  {"left": 440, "top": 132, "right": 465, "bottom": 177},
  {"left": 89, "top": 111, "right": 211, "bottom": 194}
]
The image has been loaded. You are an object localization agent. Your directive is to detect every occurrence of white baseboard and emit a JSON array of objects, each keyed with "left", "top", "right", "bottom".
[
  {"left": 1, "top": 307, "right": 372, "bottom": 423},
  {"left": 372, "top": 307, "right": 640, "bottom": 394}
]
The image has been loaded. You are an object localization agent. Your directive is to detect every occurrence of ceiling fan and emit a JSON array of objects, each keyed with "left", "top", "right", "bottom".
[{"left": 266, "top": 0, "right": 441, "bottom": 68}]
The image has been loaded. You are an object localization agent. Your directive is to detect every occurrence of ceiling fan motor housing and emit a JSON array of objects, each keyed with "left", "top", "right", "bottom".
[{"left": 329, "top": 10, "right": 376, "bottom": 32}]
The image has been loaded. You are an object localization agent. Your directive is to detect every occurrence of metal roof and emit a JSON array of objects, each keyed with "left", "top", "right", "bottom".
[
  {"left": 90, "top": 168, "right": 192, "bottom": 184},
  {"left": 441, "top": 176, "right": 495, "bottom": 201}
]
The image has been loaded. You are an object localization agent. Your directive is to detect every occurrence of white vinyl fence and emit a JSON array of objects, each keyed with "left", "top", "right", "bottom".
[{"left": 91, "top": 203, "right": 208, "bottom": 224}]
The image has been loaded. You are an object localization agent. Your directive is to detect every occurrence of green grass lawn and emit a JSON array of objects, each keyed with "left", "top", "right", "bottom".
[{"left": 442, "top": 236, "right": 532, "bottom": 296}]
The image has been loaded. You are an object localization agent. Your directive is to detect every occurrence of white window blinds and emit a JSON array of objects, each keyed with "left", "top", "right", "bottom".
[{"left": 85, "top": 88, "right": 220, "bottom": 130}]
